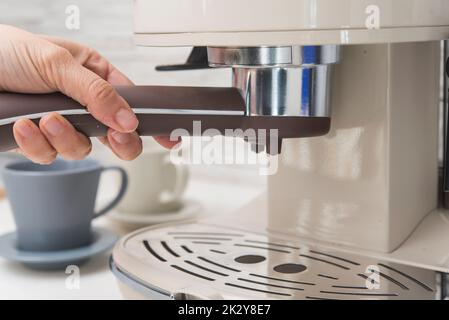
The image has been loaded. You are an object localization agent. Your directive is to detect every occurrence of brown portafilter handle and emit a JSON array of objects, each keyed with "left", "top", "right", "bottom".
[{"left": 0, "top": 86, "right": 331, "bottom": 154}]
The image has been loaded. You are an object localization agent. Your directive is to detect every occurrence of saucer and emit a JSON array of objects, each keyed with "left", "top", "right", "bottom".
[
  {"left": 109, "top": 199, "right": 202, "bottom": 227},
  {"left": 0, "top": 227, "right": 118, "bottom": 270}
]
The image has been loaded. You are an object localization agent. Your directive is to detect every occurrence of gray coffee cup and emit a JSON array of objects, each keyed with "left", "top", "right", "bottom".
[{"left": 2, "top": 159, "right": 128, "bottom": 252}]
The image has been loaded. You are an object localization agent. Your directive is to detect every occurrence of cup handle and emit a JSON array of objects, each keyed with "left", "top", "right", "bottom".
[
  {"left": 94, "top": 166, "right": 128, "bottom": 218},
  {"left": 160, "top": 157, "right": 189, "bottom": 204}
]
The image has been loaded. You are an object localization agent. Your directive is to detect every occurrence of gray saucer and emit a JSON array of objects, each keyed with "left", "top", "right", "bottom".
[{"left": 0, "top": 227, "right": 118, "bottom": 270}]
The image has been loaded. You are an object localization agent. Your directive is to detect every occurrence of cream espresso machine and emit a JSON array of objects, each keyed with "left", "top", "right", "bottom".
[
  {"left": 1, "top": 0, "right": 449, "bottom": 300},
  {"left": 108, "top": 0, "right": 449, "bottom": 300}
]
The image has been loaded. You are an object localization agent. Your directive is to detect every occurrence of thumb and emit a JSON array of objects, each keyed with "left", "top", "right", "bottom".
[{"left": 49, "top": 49, "right": 138, "bottom": 133}]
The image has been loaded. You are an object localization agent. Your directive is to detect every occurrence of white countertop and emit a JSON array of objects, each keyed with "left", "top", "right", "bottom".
[{"left": 0, "top": 169, "right": 265, "bottom": 299}]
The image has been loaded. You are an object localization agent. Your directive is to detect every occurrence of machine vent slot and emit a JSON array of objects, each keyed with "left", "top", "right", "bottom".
[
  {"left": 171, "top": 265, "right": 215, "bottom": 281},
  {"left": 306, "top": 296, "right": 339, "bottom": 300},
  {"left": 168, "top": 232, "right": 244, "bottom": 237},
  {"left": 210, "top": 249, "right": 226, "bottom": 254},
  {"left": 300, "top": 254, "right": 350, "bottom": 270},
  {"left": 249, "top": 273, "right": 315, "bottom": 286},
  {"left": 161, "top": 241, "right": 179, "bottom": 258},
  {"left": 192, "top": 241, "right": 221, "bottom": 245},
  {"left": 332, "top": 285, "right": 368, "bottom": 290},
  {"left": 378, "top": 263, "right": 434, "bottom": 292},
  {"left": 185, "top": 260, "right": 229, "bottom": 277},
  {"left": 245, "top": 239, "right": 300, "bottom": 250},
  {"left": 238, "top": 278, "right": 304, "bottom": 291},
  {"left": 318, "top": 274, "right": 339, "bottom": 280},
  {"left": 198, "top": 256, "right": 241, "bottom": 272},
  {"left": 181, "top": 245, "right": 193, "bottom": 254},
  {"left": 225, "top": 283, "right": 291, "bottom": 297},
  {"left": 174, "top": 237, "right": 233, "bottom": 241},
  {"left": 309, "top": 250, "right": 360, "bottom": 266},
  {"left": 142, "top": 240, "right": 166, "bottom": 262},
  {"left": 320, "top": 290, "right": 398, "bottom": 297},
  {"left": 357, "top": 273, "right": 380, "bottom": 286},
  {"left": 234, "top": 244, "right": 291, "bottom": 254}
]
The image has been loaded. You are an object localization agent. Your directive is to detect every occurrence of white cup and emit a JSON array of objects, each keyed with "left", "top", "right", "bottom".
[{"left": 113, "top": 139, "right": 189, "bottom": 215}]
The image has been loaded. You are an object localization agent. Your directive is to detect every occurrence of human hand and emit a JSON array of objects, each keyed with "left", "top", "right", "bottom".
[{"left": 0, "top": 25, "right": 177, "bottom": 164}]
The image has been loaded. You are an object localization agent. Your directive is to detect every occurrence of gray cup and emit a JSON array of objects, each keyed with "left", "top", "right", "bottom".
[{"left": 2, "top": 159, "right": 128, "bottom": 252}]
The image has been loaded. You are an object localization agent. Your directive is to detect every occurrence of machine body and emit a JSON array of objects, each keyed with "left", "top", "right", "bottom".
[{"left": 109, "top": 0, "right": 449, "bottom": 300}]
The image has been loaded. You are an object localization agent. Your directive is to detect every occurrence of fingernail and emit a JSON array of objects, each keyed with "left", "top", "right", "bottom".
[
  {"left": 15, "top": 120, "right": 35, "bottom": 138},
  {"left": 43, "top": 115, "right": 65, "bottom": 136},
  {"left": 115, "top": 108, "right": 138, "bottom": 132},
  {"left": 111, "top": 131, "right": 131, "bottom": 144}
]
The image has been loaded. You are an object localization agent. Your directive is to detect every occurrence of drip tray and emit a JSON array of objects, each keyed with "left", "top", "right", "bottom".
[{"left": 111, "top": 222, "right": 438, "bottom": 300}]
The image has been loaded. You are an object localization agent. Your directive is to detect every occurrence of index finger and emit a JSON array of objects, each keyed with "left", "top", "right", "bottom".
[{"left": 50, "top": 51, "right": 139, "bottom": 133}]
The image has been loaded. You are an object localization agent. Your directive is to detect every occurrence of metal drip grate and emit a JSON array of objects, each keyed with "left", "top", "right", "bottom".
[{"left": 113, "top": 223, "right": 437, "bottom": 300}]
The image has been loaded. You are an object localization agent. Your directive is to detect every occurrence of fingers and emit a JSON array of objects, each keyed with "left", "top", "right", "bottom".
[
  {"left": 39, "top": 38, "right": 143, "bottom": 160},
  {"left": 98, "top": 129, "right": 142, "bottom": 161},
  {"left": 98, "top": 135, "right": 178, "bottom": 160},
  {"left": 13, "top": 119, "right": 56, "bottom": 164},
  {"left": 14, "top": 113, "right": 143, "bottom": 163},
  {"left": 65, "top": 65, "right": 138, "bottom": 133},
  {"left": 45, "top": 49, "right": 138, "bottom": 134},
  {"left": 39, "top": 36, "right": 113, "bottom": 81},
  {"left": 39, "top": 113, "right": 92, "bottom": 160},
  {"left": 13, "top": 114, "right": 93, "bottom": 164},
  {"left": 38, "top": 39, "right": 177, "bottom": 153},
  {"left": 154, "top": 136, "right": 182, "bottom": 149},
  {"left": 4, "top": 32, "right": 142, "bottom": 163},
  {"left": 105, "top": 66, "right": 133, "bottom": 85}
]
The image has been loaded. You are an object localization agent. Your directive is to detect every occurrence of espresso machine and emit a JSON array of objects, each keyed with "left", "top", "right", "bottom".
[
  {"left": 1, "top": 0, "right": 449, "bottom": 299},
  {"left": 106, "top": 0, "right": 449, "bottom": 300}
]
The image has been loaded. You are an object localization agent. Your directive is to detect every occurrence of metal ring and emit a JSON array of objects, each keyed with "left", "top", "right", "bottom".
[{"left": 207, "top": 45, "right": 340, "bottom": 68}]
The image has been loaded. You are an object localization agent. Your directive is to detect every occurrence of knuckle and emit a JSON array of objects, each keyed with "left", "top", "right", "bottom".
[
  {"left": 88, "top": 77, "right": 115, "bottom": 103},
  {"left": 44, "top": 46, "right": 72, "bottom": 63},
  {"left": 86, "top": 50, "right": 109, "bottom": 79},
  {"left": 87, "top": 49, "right": 102, "bottom": 63},
  {"left": 40, "top": 46, "right": 73, "bottom": 87}
]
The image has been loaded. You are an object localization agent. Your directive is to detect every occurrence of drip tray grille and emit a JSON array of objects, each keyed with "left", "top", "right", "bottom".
[{"left": 112, "top": 223, "right": 437, "bottom": 300}]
